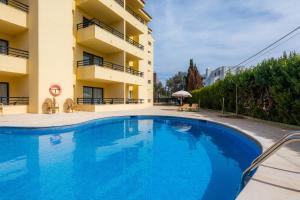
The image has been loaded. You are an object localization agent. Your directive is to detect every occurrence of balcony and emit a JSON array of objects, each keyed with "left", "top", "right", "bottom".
[
  {"left": 78, "top": 59, "right": 124, "bottom": 72},
  {"left": 77, "top": 0, "right": 124, "bottom": 24},
  {"left": 0, "top": 97, "right": 29, "bottom": 114},
  {"left": 77, "top": 18, "right": 124, "bottom": 40},
  {"left": 77, "top": 59, "right": 144, "bottom": 85},
  {"left": 76, "top": 98, "right": 145, "bottom": 112},
  {"left": 77, "top": 59, "right": 144, "bottom": 77},
  {"left": 77, "top": 18, "right": 144, "bottom": 50},
  {"left": 113, "top": 0, "right": 147, "bottom": 33},
  {"left": 126, "top": 36, "right": 144, "bottom": 50},
  {"left": 77, "top": 18, "right": 144, "bottom": 58},
  {"left": 77, "top": 98, "right": 144, "bottom": 105},
  {"left": 114, "top": 0, "right": 124, "bottom": 7},
  {"left": 0, "top": 0, "right": 28, "bottom": 35},
  {"left": 0, "top": 97, "right": 29, "bottom": 105},
  {"left": 125, "top": 5, "right": 145, "bottom": 25},
  {"left": 125, "top": 67, "right": 144, "bottom": 77},
  {"left": 125, "top": 0, "right": 145, "bottom": 9},
  {"left": 77, "top": 98, "right": 125, "bottom": 105},
  {"left": 0, "top": 46, "right": 28, "bottom": 75},
  {"left": 126, "top": 99, "right": 144, "bottom": 104}
]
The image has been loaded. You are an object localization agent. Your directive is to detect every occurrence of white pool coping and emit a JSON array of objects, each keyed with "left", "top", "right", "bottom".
[{"left": 0, "top": 106, "right": 299, "bottom": 200}]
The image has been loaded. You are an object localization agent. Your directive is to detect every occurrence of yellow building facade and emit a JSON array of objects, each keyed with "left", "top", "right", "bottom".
[{"left": 0, "top": 0, "right": 154, "bottom": 114}]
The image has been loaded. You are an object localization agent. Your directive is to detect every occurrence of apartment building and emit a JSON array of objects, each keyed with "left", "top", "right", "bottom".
[
  {"left": 204, "top": 66, "right": 243, "bottom": 86},
  {"left": 0, "top": 0, "right": 154, "bottom": 114}
]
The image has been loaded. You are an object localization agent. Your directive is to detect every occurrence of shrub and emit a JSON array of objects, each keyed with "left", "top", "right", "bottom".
[{"left": 191, "top": 52, "right": 300, "bottom": 126}]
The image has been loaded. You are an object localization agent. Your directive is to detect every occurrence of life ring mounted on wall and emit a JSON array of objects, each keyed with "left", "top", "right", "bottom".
[{"left": 49, "top": 84, "right": 62, "bottom": 97}]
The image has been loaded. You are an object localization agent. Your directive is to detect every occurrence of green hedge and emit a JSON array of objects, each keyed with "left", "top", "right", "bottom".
[{"left": 192, "top": 52, "right": 300, "bottom": 126}]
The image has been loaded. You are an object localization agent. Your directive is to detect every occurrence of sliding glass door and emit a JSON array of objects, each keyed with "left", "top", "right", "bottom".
[
  {"left": 83, "top": 86, "right": 103, "bottom": 104},
  {"left": 0, "top": 39, "right": 8, "bottom": 55},
  {"left": 83, "top": 52, "right": 103, "bottom": 66},
  {"left": 0, "top": 82, "right": 9, "bottom": 104}
]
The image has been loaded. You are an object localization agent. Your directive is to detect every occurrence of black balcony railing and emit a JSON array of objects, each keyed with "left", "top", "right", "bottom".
[
  {"left": 77, "top": 18, "right": 124, "bottom": 39},
  {"left": 0, "top": 0, "right": 29, "bottom": 12},
  {"left": 0, "top": 46, "right": 29, "bottom": 58},
  {"left": 125, "top": 36, "right": 144, "bottom": 50},
  {"left": 126, "top": 67, "right": 144, "bottom": 77},
  {"left": 126, "top": 99, "right": 145, "bottom": 104},
  {"left": 77, "top": 59, "right": 124, "bottom": 72},
  {"left": 126, "top": 5, "right": 145, "bottom": 24},
  {"left": 77, "top": 98, "right": 144, "bottom": 105},
  {"left": 77, "top": 98, "right": 125, "bottom": 105},
  {"left": 114, "top": 0, "right": 124, "bottom": 7},
  {"left": 77, "top": 59, "right": 144, "bottom": 77},
  {"left": 0, "top": 97, "right": 29, "bottom": 105}
]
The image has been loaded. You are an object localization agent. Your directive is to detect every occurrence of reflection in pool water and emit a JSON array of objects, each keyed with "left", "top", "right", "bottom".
[
  {"left": 0, "top": 116, "right": 260, "bottom": 200},
  {"left": 49, "top": 134, "right": 62, "bottom": 145}
]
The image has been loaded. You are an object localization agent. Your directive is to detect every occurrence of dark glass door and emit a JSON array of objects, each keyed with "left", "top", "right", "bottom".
[
  {"left": 93, "top": 88, "right": 103, "bottom": 99},
  {"left": 0, "top": 83, "right": 9, "bottom": 105},
  {"left": 83, "top": 52, "right": 103, "bottom": 66},
  {"left": 0, "top": 39, "right": 8, "bottom": 55},
  {"left": 83, "top": 86, "right": 104, "bottom": 104}
]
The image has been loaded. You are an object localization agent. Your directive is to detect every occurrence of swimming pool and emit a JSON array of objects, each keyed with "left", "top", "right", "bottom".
[{"left": 0, "top": 116, "right": 261, "bottom": 200}]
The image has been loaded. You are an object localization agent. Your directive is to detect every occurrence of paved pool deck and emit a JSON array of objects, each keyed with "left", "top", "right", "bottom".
[{"left": 0, "top": 106, "right": 299, "bottom": 200}]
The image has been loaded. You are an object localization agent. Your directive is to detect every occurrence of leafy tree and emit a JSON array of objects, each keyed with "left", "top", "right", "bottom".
[
  {"left": 166, "top": 72, "right": 187, "bottom": 94},
  {"left": 186, "top": 59, "right": 204, "bottom": 91}
]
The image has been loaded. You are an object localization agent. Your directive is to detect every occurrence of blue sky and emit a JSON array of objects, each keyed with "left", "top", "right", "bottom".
[{"left": 145, "top": 0, "right": 300, "bottom": 82}]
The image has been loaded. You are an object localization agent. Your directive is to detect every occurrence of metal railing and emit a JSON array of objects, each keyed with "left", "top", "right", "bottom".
[
  {"left": 77, "top": 98, "right": 125, "bottom": 105},
  {"left": 77, "top": 98, "right": 145, "bottom": 105},
  {"left": 154, "top": 97, "right": 180, "bottom": 105},
  {"left": 77, "top": 59, "right": 124, "bottom": 72},
  {"left": 242, "top": 131, "right": 300, "bottom": 187},
  {"left": 126, "top": 99, "right": 144, "bottom": 104},
  {"left": 0, "top": 97, "right": 29, "bottom": 105},
  {"left": 0, "top": 46, "right": 29, "bottom": 58},
  {"left": 77, "top": 59, "right": 144, "bottom": 77},
  {"left": 125, "top": 36, "right": 144, "bottom": 50},
  {"left": 114, "top": 0, "right": 124, "bottom": 7},
  {"left": 126, "top": 67, "right": 144, "bottom": 77},
  {"left": 0, "top": 0, "right": 29, "bottom": 12},
  {"left": 77, "top": 18, "right": 124, "bottom": 39},
  {"left": 126, "top": 5, "right": 145, "bottom": 24}
]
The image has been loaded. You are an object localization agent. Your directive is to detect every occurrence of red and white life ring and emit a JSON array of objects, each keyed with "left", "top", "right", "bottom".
[{"left": 49, "top": 84, "right": 62, "bottom": 97}]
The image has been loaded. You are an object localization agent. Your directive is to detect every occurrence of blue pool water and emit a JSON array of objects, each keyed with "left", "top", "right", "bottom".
[{"left": 0, "top": 116, "right": 261, "bottom": 200}]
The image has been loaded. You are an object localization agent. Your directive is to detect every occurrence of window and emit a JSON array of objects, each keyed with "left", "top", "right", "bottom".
[
  {"left": 148, "top": 80, "right": 152, "bottom": 84},
  {"left": 0, "top": 82, "right": 9, "bottom": 105},
  {"left": 83, "top": 52, "right": 103, "bottom": 66},
  {"left": 148, "top": 60, "right": 152, "bottom": 65},
  {"left": 148, "top": 41, "right": 152, "bottom": 46},
  {"left": 83, "top": 86, "right": 103, "bottom": 99},
  {"left": 0, "top": 39, "right": 8, "bottom": 55}
]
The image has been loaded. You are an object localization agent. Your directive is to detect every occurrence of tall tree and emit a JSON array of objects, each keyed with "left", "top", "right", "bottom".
[
  {"left": 186, "top": 59, "right": 204, "bottom": 91},
  {"left": 166, "top": 72, "right": 187, "bottom": 94}
]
